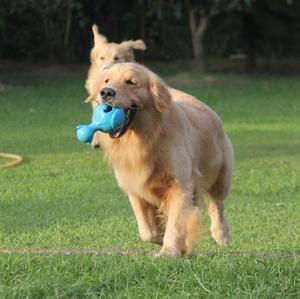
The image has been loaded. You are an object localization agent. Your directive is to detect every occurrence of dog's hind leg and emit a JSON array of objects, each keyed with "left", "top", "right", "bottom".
[
  {"left": 208, "top": 136, "right": 233, "bottom": 246},
  {"left": 128, "top": 195, "right": 163, "bottom": 244},
  {"left": 207, "top": 197, "right": 230, "bottom": 246}
]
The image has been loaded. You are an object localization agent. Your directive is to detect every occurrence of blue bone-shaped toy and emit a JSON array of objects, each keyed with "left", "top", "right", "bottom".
[{"left": 76, "top": 103, "right": 126, "bottom": 143}]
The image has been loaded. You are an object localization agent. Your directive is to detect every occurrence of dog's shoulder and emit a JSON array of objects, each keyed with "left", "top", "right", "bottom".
[{"left": 168, "top": 87, "right": 224, "bottom": 135}]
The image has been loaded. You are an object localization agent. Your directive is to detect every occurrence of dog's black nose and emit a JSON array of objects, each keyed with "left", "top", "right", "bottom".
[{"left": 100, "top": 88, "right": 116, "bottom": 101}]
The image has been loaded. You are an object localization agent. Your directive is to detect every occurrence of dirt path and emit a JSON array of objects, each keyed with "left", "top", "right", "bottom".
[{"left": 0, "top": 248, "right": 298, "bottom": 259}]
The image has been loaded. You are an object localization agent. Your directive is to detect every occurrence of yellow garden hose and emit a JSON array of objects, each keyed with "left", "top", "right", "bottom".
[{"left": 0, "top": 153, "right": 23, "bottom": 169}]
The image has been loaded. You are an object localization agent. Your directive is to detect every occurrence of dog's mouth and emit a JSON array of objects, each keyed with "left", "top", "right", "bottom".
[{"left": 109, "top": 104, "right": 137, "bottom": 139}]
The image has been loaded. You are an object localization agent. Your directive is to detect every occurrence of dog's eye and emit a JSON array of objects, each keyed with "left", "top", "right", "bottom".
[
  {"left": 114, "top": 56, "right": 119, "bottom": 61},
  {"left": 100, "top": 56, "right": 104, "bottom": 60},
  {"left": 125, "top": 79, "right": 135, "bottom": 85},
  {"left": 104, "top": 79, "right": 109, "bottom": 83}
]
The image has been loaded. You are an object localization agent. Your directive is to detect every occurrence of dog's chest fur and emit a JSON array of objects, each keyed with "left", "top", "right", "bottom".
[
  {"left": 115, "top": 163, "right": 173, "bottom": 207},
  {"left": 115, "top": 162, "right": 152, "bottom": 199},
  {"left": 105, "top": 133, "right": 171, "bottom": 207}
]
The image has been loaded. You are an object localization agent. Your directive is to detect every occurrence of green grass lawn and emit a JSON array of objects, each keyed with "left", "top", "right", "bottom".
[{"left": 0, "top": 64, "right": 299, "bottom": 298}]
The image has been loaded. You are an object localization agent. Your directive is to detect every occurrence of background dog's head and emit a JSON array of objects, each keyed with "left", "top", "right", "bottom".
[
  {"left": 90, "top": 25, "right": 146, "bottom": 71},
  {"left": 88, "top": 25, "right": 147, "bottom": 147},
  {"left": 85, "top": 62, "right": 171, "bottom": 138}
]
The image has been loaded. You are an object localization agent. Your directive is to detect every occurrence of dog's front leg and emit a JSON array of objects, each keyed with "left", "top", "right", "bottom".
[
  {"left": 158, "top": 186, "right": 202, "bottom": 257},
  {"left": 128, "top": 194, "right": 163, "bottom": 244}
]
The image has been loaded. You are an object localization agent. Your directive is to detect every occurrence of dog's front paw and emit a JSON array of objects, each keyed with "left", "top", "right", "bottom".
[{"left": 155, "top": 246, "right": 182, "bottom": 258}]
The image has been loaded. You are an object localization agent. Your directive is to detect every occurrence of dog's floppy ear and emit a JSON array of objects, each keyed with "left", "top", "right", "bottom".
[
  {"left": 84, "top": 93, "right": 97, "bottom": 103},
  {"left": 92, "top": 24, "right": 108, "bottom": 45},
  {"left": 149, "top": 74, "right": 171, "bottom": 112},
  {"left": 121, "top": 40, "right": 147, "bottom": 51}
]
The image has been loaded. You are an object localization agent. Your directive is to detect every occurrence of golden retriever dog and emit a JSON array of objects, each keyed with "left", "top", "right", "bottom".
[
  {"left": 85, "top": 24, "right": 146, "bottom": 148},
  {"left": 85, "top": 62, "right": 233, "bottom": 257}
]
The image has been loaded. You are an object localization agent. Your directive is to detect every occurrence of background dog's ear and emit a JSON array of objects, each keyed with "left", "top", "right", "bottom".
[
  {"left": 132, "top": 40, "right": 147, "bottom": 50},
  {"left": 92, "top": 24, "right": 108, "bottom": 45},
  {"left": 121, "top": 40, "right": 147, "bottom": 51},
  {"left": 150, "top": 74, "right": 171, "bottom": 112}
]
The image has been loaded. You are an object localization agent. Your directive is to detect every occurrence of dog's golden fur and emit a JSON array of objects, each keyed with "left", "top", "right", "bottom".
[{"left": 86, "top": 63, "right": 233, "bottom": 257}]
